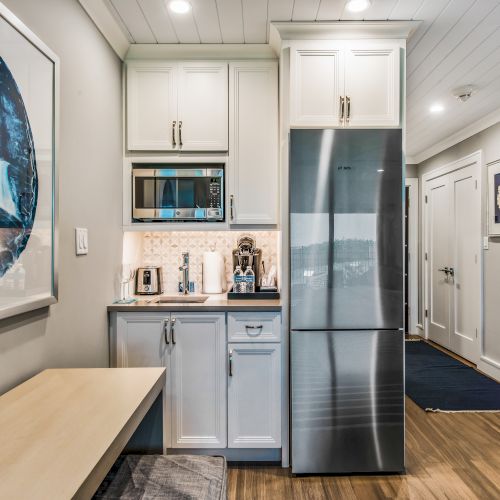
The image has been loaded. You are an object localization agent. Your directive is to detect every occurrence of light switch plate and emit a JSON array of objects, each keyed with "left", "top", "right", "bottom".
[
  {"left": 483, "top": 236, "right": 489, "bottom": 250},
  {"left": 75, "top": 228, "right": 88, "bottom": 255}
]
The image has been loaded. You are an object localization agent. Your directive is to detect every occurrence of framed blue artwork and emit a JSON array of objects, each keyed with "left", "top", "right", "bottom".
[
  {"left": 0, "top": 2, "right": 58, "bottom": 319},
  {"left": 488, "top": 161, "right": 500, "bottom": 236}
]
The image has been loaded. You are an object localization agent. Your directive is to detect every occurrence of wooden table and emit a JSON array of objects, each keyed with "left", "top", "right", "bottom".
[{"left": 0, "top": 368, "right": 165, "bottom": 500}]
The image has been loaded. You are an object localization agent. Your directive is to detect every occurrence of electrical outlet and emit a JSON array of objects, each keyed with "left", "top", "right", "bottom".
[{"left": 75, "top": 228, "right": 88, "bottom": 255}]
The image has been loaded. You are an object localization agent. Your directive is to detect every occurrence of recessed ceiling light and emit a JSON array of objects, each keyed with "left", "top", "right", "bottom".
[
  {"left": 346, "top": 0, "right": 372, "bottom": 13},
  {"left": 168, "top": 0, "right": 191, "bottom": 14},
  {"left": 430, "top": 103, "right": 444, "bottom": 113}
]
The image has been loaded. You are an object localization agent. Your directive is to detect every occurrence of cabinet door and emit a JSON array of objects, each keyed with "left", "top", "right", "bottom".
[
  {"left": 177, "top": 62, "right": 228, "bottom": 151},
  {"left": 126, "top": 62, "right": 178, "bottom": 151},
  {"left": 115, "top": 313, "right": 169, "bottom": 368},
  {"left": 290, "top": 47, "right": 343, "bottom": 127},
  {"left": 228, "top": 343, "right": 281, "bottom": 448},
  {"left": 229, "top": 61, "right": 278, "bottom": 224},
  {"left": 344, "top": 45, "right": 400, "bottom": 127},
  {"left": 170, "top": 313, "right": 226, "bottom": 448}
]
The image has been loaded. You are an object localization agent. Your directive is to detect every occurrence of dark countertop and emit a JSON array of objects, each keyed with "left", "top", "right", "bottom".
[{"left": 107, "top": 294, "right": 282, "bottom": 313}]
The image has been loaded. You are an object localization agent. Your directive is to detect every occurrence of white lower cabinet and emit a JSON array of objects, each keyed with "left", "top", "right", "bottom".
[
  {"left": 113, "top": 312, "right": 226, "bottom": 449},
  {"left": 170, "top": 313, "right": 226, "bottom": 448},
  {"left": 112, "top": 310, "right": 281, "bottom": 453},
  {"left": 228, "top": 343, "right": 281, "bottom": 448}
]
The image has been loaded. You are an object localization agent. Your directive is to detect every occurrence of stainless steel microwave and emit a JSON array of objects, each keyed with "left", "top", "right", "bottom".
[{"left": 132, "top": 165, "right": 224, "bottom": 222}]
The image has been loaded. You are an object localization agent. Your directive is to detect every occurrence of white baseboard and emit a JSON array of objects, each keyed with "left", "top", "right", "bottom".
[{"left": 478, "top": 356, "right": 500, "bottom": 383}]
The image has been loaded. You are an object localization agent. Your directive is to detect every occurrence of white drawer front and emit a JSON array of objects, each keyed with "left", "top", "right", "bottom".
[{"left": 228, "top": 312, "right": 281, "bottom": 342}]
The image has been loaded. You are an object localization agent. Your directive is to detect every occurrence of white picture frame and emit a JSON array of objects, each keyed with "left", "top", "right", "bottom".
[
  {"left": 488, "top": 160, "right": 500, "bottom": 237},
  {"left": 0, "top": 2, "right": 59, "bottom": 320}
]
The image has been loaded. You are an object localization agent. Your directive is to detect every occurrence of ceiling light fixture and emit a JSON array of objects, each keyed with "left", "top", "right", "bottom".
[
  {"left": 346, "top": 0, "right": 372, "bottom": 13},
  {"left": 168, "top": 0, "right": 191, "bottom": 14},
  {"left": 430, "top": 103, "right": 444, "bottom": 113}
]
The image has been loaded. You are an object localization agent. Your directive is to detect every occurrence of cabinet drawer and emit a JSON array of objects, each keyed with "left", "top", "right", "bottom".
[{"left": 228, "top": 312, "right": 281, "bottom": 342}]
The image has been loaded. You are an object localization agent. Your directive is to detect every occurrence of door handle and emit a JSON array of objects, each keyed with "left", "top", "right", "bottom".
[
  {"left": 438, "top": 267, "right": 450, "bottom": 273},
  {"left": 163, "top": 319, "right": 170, "bottom": 344},
  {"left": 172, "top": 121, "right": 176, "bottom": 147},
  {"left": 228, "top": 349, "right": 233, "bottom": 377},
  {"left": 230, "top": 195, "right": 234, "bottom": 221},
  {"left": 171, "top": 317, "right": 176, "bottom": 344},
  {"left": 339, "top": 96, "right": 345, "bottom": 125},
  {"left": 448, "top": 267, "right": 455, "bottom": 278},
  {"left": 346, "top": 96, "right": 351, "bottom": 124},
  {"left": 178, "top": 121, "right": 183, "bottom": 147}
]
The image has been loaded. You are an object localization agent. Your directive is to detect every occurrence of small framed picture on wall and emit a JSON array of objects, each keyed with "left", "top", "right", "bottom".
[{"left": 488, "top": 160, "right": 500, "bottom": 236}]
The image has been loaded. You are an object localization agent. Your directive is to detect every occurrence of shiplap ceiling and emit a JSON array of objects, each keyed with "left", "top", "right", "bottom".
[{"left": 101, "top": 0, "right": 500, "bottom": 162}]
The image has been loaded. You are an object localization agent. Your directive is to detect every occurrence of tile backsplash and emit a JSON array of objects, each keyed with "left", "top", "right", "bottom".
[{"left": 141, "top": 231, "right": 279, "bottom": 294}]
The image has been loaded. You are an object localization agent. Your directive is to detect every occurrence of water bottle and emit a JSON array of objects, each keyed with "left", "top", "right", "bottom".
[
  {"left": 234, "top": 266, "right": 245, "bottom": 293},
  {"left": 244, "top": 266, "right": 255, "bottom": 293}
]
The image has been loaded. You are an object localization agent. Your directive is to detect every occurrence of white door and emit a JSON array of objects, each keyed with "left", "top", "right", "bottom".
[
  {"left": 426, "top": 176, "right": 451, "bottom": 348},
  {"left": 229, "top": 61, "right": 278, "bottom": 224},
  {"left": 170, "top": 313, "right": 226, "bottom": 448},
  {"left": 449, "top": 166, "right": 480, "bottom": 362},
  {"left": 290, "top": 46, "right": 344, "bottom": 127},
  {"left": 344, "top": 44, "right": 400, "bottom": 127},
  {"left": 425, "top": 165, "right": 480, "bottom": 362},
  {"left": 177, "top": 62, "right": 228, "bottom": 151},
  {"left": 228, "top": 343, "right": 281, "bottom": 448},
  {"left": 126, "top": 62, "right": 178, "bottom": 151}
]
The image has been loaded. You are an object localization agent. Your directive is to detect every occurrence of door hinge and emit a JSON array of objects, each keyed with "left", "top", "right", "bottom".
[
  {"left": 425, "top": 195, "right": 428, "bottom": 203},
  {"left": 425, "top": 309, "right": 428, "bottom": 318}
]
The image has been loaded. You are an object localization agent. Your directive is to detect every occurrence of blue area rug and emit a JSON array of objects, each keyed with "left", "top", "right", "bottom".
[{"left": 405, "top": 341, "right": 500, "bottom": 412}]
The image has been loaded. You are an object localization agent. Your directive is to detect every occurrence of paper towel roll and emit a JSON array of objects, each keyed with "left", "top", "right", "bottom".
[{"left": 202, "top": 251, "right": 225, "bottom": 294}]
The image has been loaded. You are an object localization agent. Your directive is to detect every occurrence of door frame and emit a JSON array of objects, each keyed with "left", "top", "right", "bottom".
[
  {"left": 421, "top": 151, "right": 483, "bottom": 360},
  {"left": 405, "top": 178, "right": 419, "bottom": 334}
]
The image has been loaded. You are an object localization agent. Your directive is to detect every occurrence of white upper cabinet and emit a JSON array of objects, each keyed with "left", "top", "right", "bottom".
[
  {"left": 229, "top": 61, "right": 278, "bottom": 225},
  {"left": 344, "top": 44, "right": 400, "bottom": 127},
  {"left": 127, "top": 62, "right": 177, "bottom": 151},
  {"left": 178, "top": 62, "right": 228, "bottom": 151},
  {"left": 127, "top": 61, "right": 228, "bottom": 152},
  {"left": 170, "top": 313, "right": 227, "bottom": 448},
  {"left": 290, "top": 47, "right": 343, "bottom": 127},
  {"left": 290, "top": 41, "right": 401, "bottom": 128}
]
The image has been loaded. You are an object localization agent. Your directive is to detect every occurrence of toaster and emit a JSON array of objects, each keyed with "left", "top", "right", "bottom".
[{"left": 136, "top": 266, "right": 163, "bottom": 295}]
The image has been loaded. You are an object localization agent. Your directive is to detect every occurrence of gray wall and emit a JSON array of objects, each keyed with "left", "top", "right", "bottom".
[
  {"left": 0, "top": 0, "right": 123, "bottom": 394},
  {"left": 417, "top": 121, "right": 500, "bottom": 371}
]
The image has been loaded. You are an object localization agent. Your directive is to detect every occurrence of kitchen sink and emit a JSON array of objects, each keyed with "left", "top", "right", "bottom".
[{"left": 155, "top": 295, "right": 209, "bottom": 303}]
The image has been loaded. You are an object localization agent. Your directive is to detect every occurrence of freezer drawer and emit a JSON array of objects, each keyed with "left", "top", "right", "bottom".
[{"left": 291, "top": 329, "right": 404, "bottom": 474}]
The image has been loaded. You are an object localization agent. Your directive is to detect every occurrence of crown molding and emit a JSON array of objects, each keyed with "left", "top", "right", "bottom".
[
  {"left": 410, "top": 107, "right": 500, "bottom": 165},
  {"left": 79, "top": 0, "right": 129, "bottom": 59},
  {"left": 126, "top": 44, "right": 276, "bottom": 60}
]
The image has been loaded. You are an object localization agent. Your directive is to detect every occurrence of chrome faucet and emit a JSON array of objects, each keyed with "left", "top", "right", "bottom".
[{"left": 179, "top": 252, "right": 190, "bottom": 295}]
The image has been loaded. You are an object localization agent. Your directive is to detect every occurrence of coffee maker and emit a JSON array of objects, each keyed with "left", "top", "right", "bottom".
[{"left": 232, "top": 235, "right": 262, "bottom": 288}]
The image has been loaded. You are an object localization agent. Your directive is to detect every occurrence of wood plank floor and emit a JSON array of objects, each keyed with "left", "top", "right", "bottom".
[{"left": 228, "top": 397, "right": 500, "bottom": 499}]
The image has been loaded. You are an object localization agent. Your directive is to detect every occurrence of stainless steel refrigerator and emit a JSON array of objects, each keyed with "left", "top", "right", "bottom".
[{"left": 290, "top": 129, "right": 405, "bottom": 474}]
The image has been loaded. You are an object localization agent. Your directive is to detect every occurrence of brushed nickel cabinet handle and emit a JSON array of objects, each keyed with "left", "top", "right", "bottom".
[
  {"left": 230, "top": 195, "right": 234, "bottom": 221},
  {"left": 171, "top": 317, "right": 176, "bottom": 344},
  {"left": 340, "top": 96, "right": 345, "bottom": 125},
  {"left": 178, "top": 121, "right": 183, "bottom": 147},
  {"left": 346, "top": 96, "right": 351, "bottom": 124},
  {"left": 172, "top": 121, "right": 176, "bottom": 147},
  {"left": 229, "top": 350, "right": 233, "bottom": 377},
  {"left": 245, "top": 325, "right": 263, "bottom": 330},
  {"left": 163, "top": 319, "right": 170, "bottom": 344}
]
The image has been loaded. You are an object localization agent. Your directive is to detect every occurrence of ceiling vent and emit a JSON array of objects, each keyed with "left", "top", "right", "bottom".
[{"left": 452, "top": 85, "right": 477, "bottom": 102}]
